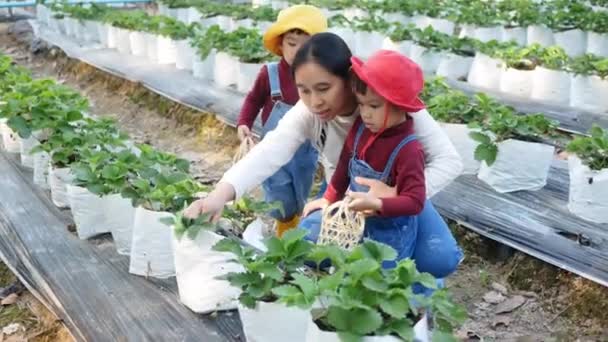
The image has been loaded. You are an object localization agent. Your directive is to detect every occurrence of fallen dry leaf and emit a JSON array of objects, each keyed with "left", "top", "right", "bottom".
[
  {"left": 495, "top": 295, "right": 526, "bottom": 314},
  {"left": 483, "top": 291, "right": 506, "bottom": 304},
  {"left": 1, "top": 294, "right": 18, "bottom": 306}
]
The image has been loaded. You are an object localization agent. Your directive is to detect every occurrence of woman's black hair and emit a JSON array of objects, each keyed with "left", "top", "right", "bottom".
[{"left": 291, "top": 32, "right": 353, "bottom": 81}]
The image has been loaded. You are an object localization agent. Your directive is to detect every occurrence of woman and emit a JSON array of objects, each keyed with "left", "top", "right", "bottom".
[{"left": 185, "top": 33, "right": 463, "bottom": 279}]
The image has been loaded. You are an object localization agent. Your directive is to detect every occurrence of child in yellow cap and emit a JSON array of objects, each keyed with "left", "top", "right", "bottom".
[{"left": 235, "top": 5, "right": 327, "bottom": 237}]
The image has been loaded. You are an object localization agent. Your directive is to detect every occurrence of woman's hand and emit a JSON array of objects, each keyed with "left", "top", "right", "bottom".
[
  {"left": 346, "top": 191, "right": 382, "bottom": 215},
  {"left": 303, "top": 198, "right": 329, "bottom": 217},
  {"left": 183, "top": 182, "right": 236, "bottom": 222}
]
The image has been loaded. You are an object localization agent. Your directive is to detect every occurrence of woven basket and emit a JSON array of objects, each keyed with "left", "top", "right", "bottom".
[
  {"left": 319, "top": 200, "right": 365, "bottom": 250},
  {"left": 232, "top": 136, "right": 255, "bottom": 164}
]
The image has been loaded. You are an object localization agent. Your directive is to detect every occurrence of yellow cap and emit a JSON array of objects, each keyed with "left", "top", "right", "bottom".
[{"left": 263, "top": 5, "right": 328, "bottom": 56}]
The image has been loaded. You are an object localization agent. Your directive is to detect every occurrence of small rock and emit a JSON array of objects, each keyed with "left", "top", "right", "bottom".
[
  {"left": 492, "top": 315, "right": 511, "bottom": 328},
  {"left": 1, "top": 294, "right": 18, "bottom": 306},
  {"left": 495, "top": 295, "right": 526, "bottom": 314},
  {"left": 1, "top": 323, "right": 23, "bottom": 335},
  {"left": 491, "top": 282, "right": 508, "bottom": 295},
  {"left": 483, "top": 291, "right": 506, "bottom": 304}
]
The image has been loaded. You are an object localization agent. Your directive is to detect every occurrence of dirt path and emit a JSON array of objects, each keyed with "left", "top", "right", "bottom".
[{"left": 2, "top": 20, "right": 608, "bottom": 341}]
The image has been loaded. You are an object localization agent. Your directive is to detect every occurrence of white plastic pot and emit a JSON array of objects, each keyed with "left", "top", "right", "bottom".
[
  {"left": 436, "top": 53, "right": 474, "bottom": 80},
  {"left": 474, "top": 26, "right": 503, "bottom": 43},
  {"left": 570, "top": 75, "right": 608, "bottom": 113},
  {"left": 478, "top": 139, "right": 555, "bottom": 193},
  {"left": 467, "top": 53, "right": 504, "bottom": 90},
  {"left": 49, "top": 166, "right": 73, "bottom": 209},
  {"left": 440, "top": 123, "right": 481, "bottom": 175},
  {"left": 192, "top": 50, "right": 216, "bottom": 80},
  {"left": 104, "top": 194, "right": 135, "bottom": 255},
  {"left": 384, "top": 12, "right": 411, "bottom": 25},
  {"left": 354, "top": 31, "right": 384, "bottom": 60},
  {"left": 413, "top": 16, "right": 455, "bottom": 35},
  {"left": 499, "top": 67, "right": 534, "bottom": 98},
  {"left": 527, "top": 25, "right": 554, "bottom": 47},
  {"left": 553, "top": 29, "right": 587, "bottom": 57},
  {"left": 238, "top": 62, "right": 262, "bottom": 93},
  {"left": 107, "top": 25, "right": 118, "bottom": 49},
  {"left": 409, "top": 44, "right": 443, "bottom": 74},
  {"left": 187, "top": 7, "right": 202, "bottom": 25},
  {"left": 116, "top": 28, "right": 131, "bottom": 54},
  {"left": 381, "top": 37, "right": 412, "bottom": 56},
  {"left": 177, "top": 8, "right": 189, "bottom": 23},
  {"left": 67, "top": 185, "right": 109, "bottom": 240},
  {"left": 33, "top": 151, "right": 51, "bottom": 189},
  {"left": 82, "top": 20, "right": 99, "bottom": 43},
  {"left": 175, "top": 39, "right": 195, "bottom": 70},
  {"left": 129, "top": 31, "right": 147, "bottom": 57},
  {"left": 97, "top": 23, "right": 109, "bottom": 47},
  {"left": 530, "top": 67, "right": 571, "bottom": 106},
  {"left": 501, "top": 27, "right": 527, "bottom": 45},
  {"left": 64, "top": 17, "right": 77, "bottom": 38},
  {"left": 129, "top": 207, "right": 175, "bottom": 278},
  {"left": 74, "top": 20, "right": 87, "bottom": 41},
  {"left": 158, "top": 4, "right": 169, "bottom": 16},
  {"left": 239, "top": 302, "right": 310, "bottom": 342},
  {"left": 19, "top": 136, "right": 37, "bottom": 168},
  {"left": 305, "top": 313, "right": 429, "bottom": 342},
  {"left": 568, "top": 155, "right": 608, "bottom": 223},
  {"left": 157, "top": 36, "right": 178, "bottom": 64},
  {"left": 173, "top": 230, "right": 242, "bottom": 313},
  {"left": 201, "top": 15, "right": 233, "bottom": 31},
  {"left": 587, "top": 31, "right": 608, "bottom": 57},
  {"left": 458, "top": 24, "right": 477, "bottom": 40},
  {"left": 145, "top": 33, "right": 159, "bottom": 63},
  {"left": 214, "top": 52, "right": 239, "bottom": 88},
  {"left": 328, "top": 26, "right": 355, "bottom": 51},
  {"left": 0, "top": 121, "right": 21, "bottom": 153}
]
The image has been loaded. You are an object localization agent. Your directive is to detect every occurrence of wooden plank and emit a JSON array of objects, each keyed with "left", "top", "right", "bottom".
[{"left": 0, "top": 152, "right": 244, "bottom": 342}]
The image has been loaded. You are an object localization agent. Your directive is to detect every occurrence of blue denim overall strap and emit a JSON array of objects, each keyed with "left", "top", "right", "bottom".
[
  {"left": 261, "top": 62, "right": 319, "bottom": 220},
  {"left": 348, "top": 122, "right": 419, "bottom": 269}
]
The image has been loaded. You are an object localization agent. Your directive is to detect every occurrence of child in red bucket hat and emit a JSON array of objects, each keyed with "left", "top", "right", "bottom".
[{"left": 303, "top": 50, "right": 427, "bottom": 268}]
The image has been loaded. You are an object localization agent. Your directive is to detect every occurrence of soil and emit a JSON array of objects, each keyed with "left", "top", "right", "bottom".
[{"left": 1, "top": 20, "right": 608, "bottom": 341}]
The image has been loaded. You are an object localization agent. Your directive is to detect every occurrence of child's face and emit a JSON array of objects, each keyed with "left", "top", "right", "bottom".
[
  {"left": 281, "top": 30, "right": 310, "bottom": 65},
  {"left": 356, "top": 88, "right": 405, "bottom": 133}
]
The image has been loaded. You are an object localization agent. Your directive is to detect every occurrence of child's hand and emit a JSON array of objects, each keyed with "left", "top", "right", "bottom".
[
  {"left": 303, "top": 198, "right": 329, "bottom": 217},
  {"left": 237, "top": 125, "right": 252, "bottom": 142},
  {"left": 346, "top": 191, "right": 382, "bottom": 216}
]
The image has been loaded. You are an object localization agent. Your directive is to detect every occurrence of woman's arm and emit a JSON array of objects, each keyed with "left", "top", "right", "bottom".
[
  {"left": 221, "top": 100, "right": 315, "bottom": 200},
  {"left": 412, "top": 109, "right": 463, "bottom": 198}
]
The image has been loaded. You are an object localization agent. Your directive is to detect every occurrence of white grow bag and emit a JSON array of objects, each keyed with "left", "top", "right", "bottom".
[
  {"left": 409, "top": 44, "right": 443, "bottom": 74},
  {"left": 474, "top": 26, "right": 502, "bottom": 43},
  {"left": 214, "top": 52, "right": 239, "bottom": 88},
  {"left": 193, "top": 50, "right": 216, "bottom": 80},
  {"left": 478, "top": 139, "right": 555, "bottom": 193},
  {"left": 67, "top": 185, "right": 109, "bottom": 240},
  {"left": 458, "top": 24, "right": 476, "bottom": 40},
  {"left": 145, "top": 33, "right": 159, "bottom": 63},
  {"left": 187, "top": 8, "right": 202, "bottom": 25},
  {"left": 384, "top": 12, "right": 411, "bottom": 25},
  {"left": 553, "top": 29, "right": 587, "bottom": 57},
  {"left": 467, "top": 53, "right": 504, "bottom": 90},
  {"left": 354, "top": 31, "right": 384, "bottom": 60},
  {"left": 413, "top": 16, "right": 454, "bottom": 35},
  {"left": 201, "top": 15, "right": 233, "bottom": 31},
  {"left": 104, "top": 194, "right": 136, "bottom": 255},
  {"left": 328, "top": 27, "right": 355, "bottom": 51},
  {"left": 0, "top": 121, "right": 21, "bottom": 153},
  {"left": 436, "top": 53, "right": 474, "bottom": 80},
  {"left": 97, "top": 23, "right": 109, "bottom": 47},
  {"left": 499, "top": 67, "right": 534, "bottom": 98},
  {"left": 177, "top": 8, "right": 189, "bottom": 23},
  {"left": 129, "top": 31, "right": 147, "bottom": 57},
  {"left": 173, "top": 230, "right": 242, "bottom": 313},
  {"left": 570, "top": 75, "right": 608, "bottom": 113},
  {"left": 381, "top": 37, "right": 412, "bottom": 56},
  {"left": 107, "top": 25, "right": 119, "bottom": 49},
  {"left": 440, "top": 123, "right": 481, "bottom": 175},
  {"left": 129, "top": 207, "right": 175, "bottom": 278},
  {"left": 82, "top": 20, "right": 99, "bottom": 43},
  {"left": 33, "top": 151, "right": 51, "bottom": 189},
  {"left": 530, "top": 67, "right": 571, "bottom": 105},
  {"left": 49, "top": 166, "right": 73, "bottom": 208},
  {"left": 175, "top": 39, "right": 195, "bottom": 70},
  {"left": 238, "top": 62, "right": 262, "bottom": 93},
  {"left": 527, "top": 25, "right": 554, "bottom": 47},
  {"left": 19, "top": 136, "right": 37, "bottom": 168},
  {"left": 568, "top": 156, "right": 608, "bottom": 223},
  {"left": 116, "top": 28, "right": 131, "bottom": 54},
  {"left": 63, "top": 17, "right": 77, "bottom": 38},
  {"left": 587, "top": 32, "right": 608, "bottom": 57},
  {"left": 305, "top": 313, "right": 429, "bottom": 342},
  {"left": 157, "top": 36, "right": 178, "bottom": 65},
  {"left": 239, "top": 302, "right": 310, "bottom": 342},
  {"left": 501, "top": 27, "right": 527, "bottom": 45}
]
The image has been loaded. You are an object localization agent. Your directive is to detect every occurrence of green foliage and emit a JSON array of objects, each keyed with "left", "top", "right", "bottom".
[
  {"left": 567, "top": 125, "right": 608, "bottom": 171},
  {"left": 160, "top": 208, "right": 216, "bottom": 240},
  {"left": 71, "top": 149, "right": 139, "bottom": 196},
  {"left": 221, "top": 195, "right": 284, "bottom": 232},
  {"left": 224, "top": 27, "right": 274, "bottom": 63}
]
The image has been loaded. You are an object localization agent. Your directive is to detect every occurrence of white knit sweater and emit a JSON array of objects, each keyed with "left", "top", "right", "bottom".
[{"left": 221, "top": 100, "right": 463, "bottom": 200}]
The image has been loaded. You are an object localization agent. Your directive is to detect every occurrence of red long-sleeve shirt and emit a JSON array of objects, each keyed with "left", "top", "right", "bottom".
[
  {"left": 324, "top": 117, "right": 426, "bottom": 217},
  {"left": 236, "top": 58, "right": 299, "bottom": 129}
]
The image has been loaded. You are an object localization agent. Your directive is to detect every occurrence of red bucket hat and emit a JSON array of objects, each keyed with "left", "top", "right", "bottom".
[{"left": 351, "top": 50, "right": 426, "bottom": 112}]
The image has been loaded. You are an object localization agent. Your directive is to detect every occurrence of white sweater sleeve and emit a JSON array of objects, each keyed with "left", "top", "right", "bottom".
[
  {"left": 412, "top": 109, "right": 464, "bottom": 198},
  {"left": 220, "top": 101, "right": 314, "bottom": 200}
]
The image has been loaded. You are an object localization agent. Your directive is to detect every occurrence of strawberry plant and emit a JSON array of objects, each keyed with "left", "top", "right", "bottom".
[
  {"left": 493, "top": 44, "right": 543, "bottom": 70},
  {"left": 544, "top": 0, "right": 590, "bottom": 31},
  {"left": 160, "top": 209, "right": 216, "bottom": 240},
  {"left": 191, "top": 25, "right": 225, "bottom": 59},
  {"left": 426, "top": 89, "right": 485, "bottom": 124},
  {"left": 351, "top": 16, "right": 391, "bottom": 33},
  {"left": 225, "top": 27, "right": 274, "bottom": 63},
  {"left": 497, "top": 0, "right": 540, "bottom": 28},
  {"left": 71, "top": 148, "right": 139, "bottom": 195},
  {"left": 584, "top": 10, "right": 608, "bottom": 34},
  {"left": 212, "top": 229, "right": 315, "bottom": 309},
  {"left": 567, "top": 125, "right": 608, "bottom": 171},
  {"left": 221, "top": 195, "right": 284, "bottom": 232},
  {"left": 538, "top": 46, "right": 569, "bottom": 71}
]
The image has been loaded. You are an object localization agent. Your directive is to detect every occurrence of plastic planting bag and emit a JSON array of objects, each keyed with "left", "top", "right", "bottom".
[
  {"left": 568, "top": 156, "right": 608, "bottom": 223},
  {"left": 129, "top": 207, "right": 175, "bottom": 278},
  {"left": 67, "top": 185, "right": 110, "bottom": 239}
]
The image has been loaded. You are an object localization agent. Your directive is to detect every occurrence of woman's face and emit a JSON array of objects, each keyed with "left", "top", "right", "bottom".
[{"left": 294, "top": 61, "right": 353, "bottom": 122}]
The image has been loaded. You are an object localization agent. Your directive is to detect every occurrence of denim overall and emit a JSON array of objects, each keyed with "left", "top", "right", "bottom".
[{"left": 261, "top": 62, "right": 318, "bottom": 220}]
